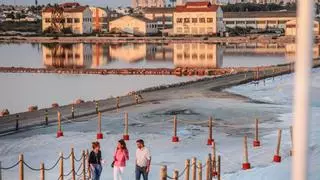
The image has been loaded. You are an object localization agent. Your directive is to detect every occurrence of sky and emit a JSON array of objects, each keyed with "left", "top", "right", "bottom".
[{"left": 0, "top": 0, "right": 131, "bottom": 8}]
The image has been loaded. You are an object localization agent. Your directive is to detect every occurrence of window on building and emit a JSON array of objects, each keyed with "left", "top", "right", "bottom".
[
  {"left": 257, "top": 21, "right": 266, "bottom": 24},
  {"left": 207, "top": 27, "right": 213, "bottom": 33},
  {"left": 45, "top": 18, "right": 51, "bottom": 23},
  {"left": 207, "top": 18, "right": 213, "bottom": 23},
  {"left": 199, "top": 18, "right": 205, "bottom": 23},
  {"left": 207, "top": 54, "right": 213, "bottom": 59},
  {"left": 268, "top": 20, "right": 277, "bottom": 24},
  {"left": 176, "top": 18, "right": 182, "bottom": 23},
  {"left": 199, "top": 27, "right": 205, "bottom": 34},
  {"left": 225, "top": 21, "right": 234, "bottom": 25},
  {"left": 192, "top": 27, "right": 198, "bottom": 34},
  {"left": 184, "top": 18, "right": 190, "bottom": 23},
  {"left": 177, "top": 27, "right": 183, "bottom": 33},
  {"left": 246, "top": 21, "right": 255, "bottom": 24},
  {"left": 192, "top": 53, "right": 198, "bottom": 60},
  {"left": 236, "top": 21, "right": 245, "bottom": 24},
  {"left": 74, "top": 18, "right": 80, "bottom": 23},
  {"left": 66, "top": 18, "right": 73, "bottom": 23},
  {"left": 184, "top": 53, "right": 190, "bottom": 59},
  {"left": 184, "top": 27, "right": 190, "bottom": 33},
  {"left": 177, "top": 54, "right": 183, "bottom": 60},
  {"left": 199, "top": 54, "right": 206, "bottom": 60},
  {"left": 192, "top": 18, "right": 197, "bottom": 23}
]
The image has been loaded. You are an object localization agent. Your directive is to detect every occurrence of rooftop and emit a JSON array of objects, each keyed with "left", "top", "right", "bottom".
[
  {"left": 111, "top": 15, "right": 156, "bottom": 23},
  {"left": 42, "top": 6, "right": 87, "bottom": 13},
  {"left": 175, "top": 1, "right": 220, "bottom": 13},
  {"left": 42, "top": 2, "right": 88, "bottom": 13},
  {"left": 142, "top": 7, "right": 175, "bottom": 14},
  {"left": 224, "top": 11, "right": 297, "bottom": 18}
]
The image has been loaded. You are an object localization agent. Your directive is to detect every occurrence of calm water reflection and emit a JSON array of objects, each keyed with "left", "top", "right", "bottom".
[{"left": 1, "top": 42, "right": 316, "bottom": 69}]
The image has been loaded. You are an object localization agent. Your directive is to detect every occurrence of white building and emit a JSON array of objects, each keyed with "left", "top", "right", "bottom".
[
  {"left": 224, "top": 11, "right": 296, "bottom": 30},
  {"left": 42, "top": 3, "right": 92, "bottom": 34},
  {"left": 109, "top": 15, "right": 158, "bottom": 35},
  {"left": 173, "top": 1, "right": 224, "bottom": 35}
]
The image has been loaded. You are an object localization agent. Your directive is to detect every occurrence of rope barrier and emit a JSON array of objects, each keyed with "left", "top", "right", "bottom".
[
  {"left": 74, "top": 162, "right": 83, "bottom": 176},
  {"left": 62, "top": 152, "right": 72, "bottom": 160},
  {"left": 165, "top": 161, "right": 196, "bottom": 179},
  {"left": 74, "top": 155, "right": 83, "bottom": 162},
  {"left": 0, "top": 160, "right": 20, "bottom": 170},
  {"left": 197, "top": 161, "right": 208, "bottom": 170},
  {"left": 63, "top": 169, "right": 74, "bottom": 177},
  {"left": 23, "top": 161, "right": 41, "bottom": 171},
  {"left": 44, "top": 157, "right": 61, "bottom": 171},
  {"left": 177, "top": 165, "right": 188, "bottom": 178}
]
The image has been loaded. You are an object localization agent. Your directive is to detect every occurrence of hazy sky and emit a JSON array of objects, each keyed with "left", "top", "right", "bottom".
[{"left": 0, "top": 0, "right": 131, "bottom": 8}]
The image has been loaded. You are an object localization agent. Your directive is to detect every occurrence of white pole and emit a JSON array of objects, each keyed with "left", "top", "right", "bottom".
[{"left": 293, "top": 0, "right": 314, "bottom": 180}]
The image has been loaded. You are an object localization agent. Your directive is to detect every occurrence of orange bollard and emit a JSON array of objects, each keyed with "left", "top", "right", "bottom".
[
  {"left": 273, "top": 129, "right": 282, "bottom": 163},
  {"left": 172, "top": 115, "right": 179, "bottom": 142},
  {"left": 207, "top": 116, "right": 214, "bottom": 145},
  {"left": 57, "top": 112, "right": 64, "bottom": 138},
  {"left": 253, "top": 119, "right": 261, "bottom": 147},
  {"left": 242, "top": 136, "right": 251, "bottom": 170},
  {"left": 97, "top": 112, "right": 103, "bottom": 139},
  {"left": 123, "top": 112, "right": 129, "bottom": 140}
]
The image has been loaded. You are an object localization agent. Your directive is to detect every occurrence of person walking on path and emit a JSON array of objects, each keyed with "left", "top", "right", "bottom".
[
  {"left": 135, "top": 139, "right": 151, "bottom": 180},
  {"left": 89, "top": 141, "right": 103, "bottom": 180},
  {"left": 113, "top": 139, "right": 129, "bottom": 180}
]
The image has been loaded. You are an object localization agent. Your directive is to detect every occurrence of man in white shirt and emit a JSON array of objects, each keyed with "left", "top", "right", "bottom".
[{"left": 135, "top": 139, "right": 151, "bottom": 180}]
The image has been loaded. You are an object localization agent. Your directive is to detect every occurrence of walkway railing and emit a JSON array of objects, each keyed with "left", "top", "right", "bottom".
[{"left": 0, "top": 148, "right": 90, "bottom": 180}]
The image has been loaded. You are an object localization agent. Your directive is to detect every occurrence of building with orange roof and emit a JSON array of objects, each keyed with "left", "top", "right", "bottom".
[
  {"left": 173, "top": 1, "right": 224, "bottom": 35},
  {"left": 42, "top": 2, "right": 92, "bottom": 34}
]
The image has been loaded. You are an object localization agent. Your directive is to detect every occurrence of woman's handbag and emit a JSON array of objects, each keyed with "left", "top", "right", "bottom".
[{"left": 111, "top": 161, "right": 115, "bottom": 168}]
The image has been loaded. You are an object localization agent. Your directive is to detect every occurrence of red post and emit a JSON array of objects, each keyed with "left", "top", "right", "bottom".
[
  {"left": 172, "top": 115, "right": 179, "bottom": 142},
  {"left": 207, "top": 116, "right": 214, "bottom": 145},
  {"left": 273, "top": 129, "right": 282, "bottom": 163},
  {"left": 123, "top": 112, "right": 129, "bottom": 140},
  {"left": 97, "top": 112, "right": 103, "bottom": 139},
  {"left": 57, "top": 111, "right": 64, "bottom": 138},
  {"left": 253, "top": 119, "right": 261, "bottom": 147},
  {"left": 242, "top": 136, "right": 251, "bottom": 170}
]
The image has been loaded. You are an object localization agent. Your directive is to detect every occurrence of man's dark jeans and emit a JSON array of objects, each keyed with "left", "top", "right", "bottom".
[{"left": 135, "top": 165, "right": 148, "bottom": 180}]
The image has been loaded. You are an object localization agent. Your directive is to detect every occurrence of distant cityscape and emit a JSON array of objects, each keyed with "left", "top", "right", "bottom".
[{"left": 0, "top": 0, "right": 320, "bottom": 37}]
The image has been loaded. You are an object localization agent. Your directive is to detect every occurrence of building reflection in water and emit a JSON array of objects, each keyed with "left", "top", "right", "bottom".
[
  {"left": 173, "top": 43, "right": 223, "bottom": 68},
  {"left": 42, "top": 43, "right": 225, "bottom": 69},
  {"left": 42, "top": 43, "right": 93, "bottom": 68},
  {"left": 224, "top": 43, "right": 320, "bottom": 61},
  {"left": 285, "top": 43, "right": 320, "bottom": 62},
  {"left": 224, "top": 43, "right": 286, "bottom": 56},
  {"left": 109, "top": 43, "right": 147, "bottom": 62}
]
